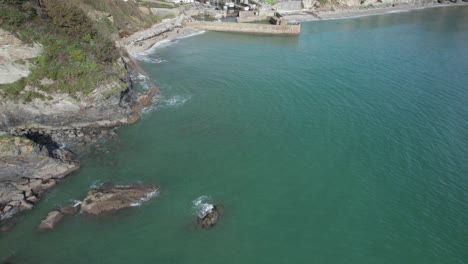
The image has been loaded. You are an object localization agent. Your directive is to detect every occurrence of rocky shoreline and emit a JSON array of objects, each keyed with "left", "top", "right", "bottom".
[
  {"left": 0, "top": 47, "right": 158, "bottom": 231},
  {"left": 0, "top": 82, "right": 157, "bottom": 230},
  {"left": 0, "top": 134, "right": 79, "bottom": 231}
]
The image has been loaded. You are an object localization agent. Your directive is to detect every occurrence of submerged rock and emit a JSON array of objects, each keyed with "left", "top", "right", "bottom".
[
  {"left": 80, "top": 184, "right": 158, "bottom": 215},
  {"left": 0, "top": 220, "right": 16, "bottom": 233},
  {"left": 38, "top": 210, "right": 63, "bottom": 230}
]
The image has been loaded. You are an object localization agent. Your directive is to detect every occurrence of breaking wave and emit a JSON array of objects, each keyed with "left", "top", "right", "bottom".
[
  {"left": 130, "top": 189, "right": 160, "bottom": 207},
  {"left": 70, "top": 199, "right": 82, "bottom": 207},
  {"left": 192, "top": 196, "right": 214, "bottom": 219},
  {"left": 134, "top": 56, "right": 168, "bottom": 64},
  {"left": 141, "top": 94, "right": 191, "bottom": 116},
  {"left": 177, "top": 30, "right": 206, "bottom": 40}
]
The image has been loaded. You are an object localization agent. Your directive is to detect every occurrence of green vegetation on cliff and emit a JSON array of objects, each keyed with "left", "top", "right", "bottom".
[{"left": 0, "top": 0, "right": 155, "bottom": 101}]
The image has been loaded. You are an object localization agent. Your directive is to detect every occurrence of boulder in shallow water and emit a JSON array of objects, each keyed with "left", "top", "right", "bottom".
[
  {"left": 38, "top": 210, "right": 63, "bottom": 230},
  {"left": 80, "top": 184, "right": 158, "bottom": 215},
  {"left": 197, "top": 204, "right": 221, "bottom": 228},
  {"left": 60, "top": 202, "right": 81, "bottom": 216}
]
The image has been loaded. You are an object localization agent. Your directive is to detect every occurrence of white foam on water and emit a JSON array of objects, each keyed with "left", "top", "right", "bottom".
[
  {"left": 130, "top": 189, "right": 160, "bottom": 207},
  {"left": 163, "top": 94, "right": 191, "bottom": 107},
  {"left": 178, "top": 30, "right": 206, "bottom": 40},
  {"left": 130, "top": 72, "right": 152, "bottom": 90},
  {"left": 0, "top": 207, "right": 18, "bottom": 221},
  {"left": 135, "top": 56, "right": 168, "bottom": 64},
  {"left": 140, "top": 94, "right": 162, "bottom": 116},
  {"left": 71, "top": 200, "right": 82, "bottom": 207},
  {"left": 192, "top": 196, "right": 214, "bottom": 219},
  {"left": 132, "top": 39, "right": 175, "bottom": 59},
  {"left": 133, "top": 72, "right": 148, "bottom": 81},
  {"left": 141, "top": 94, "right": 191, "bottom": 116},
  {"left": 387, "top": 9, "right": 410, "bottom": 14},
  {"left": 89, "top": 180, "right": 104, "bottom": 189}
]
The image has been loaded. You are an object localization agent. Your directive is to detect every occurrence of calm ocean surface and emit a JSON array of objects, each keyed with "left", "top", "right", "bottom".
[{"left": 1, "top": 6, "right": 468, "bottom": 263}]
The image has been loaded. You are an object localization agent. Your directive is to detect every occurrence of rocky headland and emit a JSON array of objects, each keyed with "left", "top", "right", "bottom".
[{"left": 0, "top": 0, "right": 159, "bottom": 230}]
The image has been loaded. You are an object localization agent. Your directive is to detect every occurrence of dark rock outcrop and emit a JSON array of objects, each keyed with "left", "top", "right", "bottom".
[
  {"left": 59, "top": 202, "right": 81, "bottom": 216},
  {"left": 197, "top": 204, "right": 221, "bottom": 228},
  {"left": 80, "top": 184, "right": 158, "bottom": 215},
  {"left": 36, "top": 202, "right": 80, "bottom": 230}
]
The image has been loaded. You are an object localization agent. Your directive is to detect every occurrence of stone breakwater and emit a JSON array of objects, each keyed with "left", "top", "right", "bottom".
[{"left": 187, "top": 21, "right": 301, "bottom": 35}]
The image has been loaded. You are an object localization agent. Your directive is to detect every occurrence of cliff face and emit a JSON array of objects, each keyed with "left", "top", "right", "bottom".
[
  {"left": 0, "top": 30, "right": 128, "bottom": 132},
  {"left": 0, "top": 26, "right": 156, "bottom": 145},
  {"left": 0, "top": 0, "right": 159, "bottom": 136},
  {"left": 0, "top": 57, "right": 141, "bottom": 132}
]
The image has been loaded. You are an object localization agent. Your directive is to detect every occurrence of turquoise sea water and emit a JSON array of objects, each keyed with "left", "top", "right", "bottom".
[{"left": 1, "top": 6, "right": 468, "bottom": 263}]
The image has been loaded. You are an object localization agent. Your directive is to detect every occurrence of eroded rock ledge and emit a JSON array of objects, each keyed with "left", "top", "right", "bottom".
[
  {"left": 0, "top": 134, "right": 79, "bottom": 229},
  {"left": 80, "top": 183, "right": 158, "bottom": 215},
  {"left": 36, "top": 183, "right": 157, "bottom": 231}
]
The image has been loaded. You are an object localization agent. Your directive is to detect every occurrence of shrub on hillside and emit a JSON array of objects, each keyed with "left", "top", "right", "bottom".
[
  {"left": 41, "top": 0, "right": 96, "bottom": 38},
  {"left": 0, "top": 0, "right": 36, "bottom": 27}
]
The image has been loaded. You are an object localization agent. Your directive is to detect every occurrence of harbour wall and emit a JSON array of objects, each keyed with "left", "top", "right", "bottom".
[{"left": 186, "top": 21, "right": 301, "bottom": 35}]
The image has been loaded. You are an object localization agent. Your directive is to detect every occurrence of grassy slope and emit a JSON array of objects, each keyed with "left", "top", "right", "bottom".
[{"left": 0, "top": 0, "right": 157, "bottom": 101}]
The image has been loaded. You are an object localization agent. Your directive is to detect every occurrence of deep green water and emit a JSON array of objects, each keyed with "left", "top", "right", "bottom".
[{"left": 1, "top": 6, "right": 468, "bottom": 264}]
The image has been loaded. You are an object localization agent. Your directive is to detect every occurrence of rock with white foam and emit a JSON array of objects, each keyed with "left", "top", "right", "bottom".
[
  {"left": 60, "top": 201, "right": 81, "bottom": 216},
  {"left": 80, "top": 184, "right": 158, "bottom": 215},
  {"left": 197, "top": 204, "right": 221, "bottom": 229}
]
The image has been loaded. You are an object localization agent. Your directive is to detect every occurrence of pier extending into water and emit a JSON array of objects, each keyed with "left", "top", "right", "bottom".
[{"left": 186, "top": 21, "right": 301, "bottom": 35}]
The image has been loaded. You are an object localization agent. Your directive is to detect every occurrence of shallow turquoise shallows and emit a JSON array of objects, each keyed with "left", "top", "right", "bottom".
[{"left": 1, "top": 6, "right": 468, "bottom": 264}]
